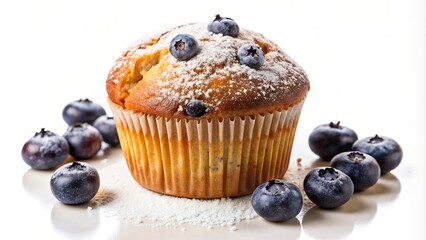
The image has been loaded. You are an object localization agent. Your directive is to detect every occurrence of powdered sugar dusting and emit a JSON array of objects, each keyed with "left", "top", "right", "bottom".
[
  {"left": 96, "top": 157, "right": 316, "bottom": 228},
  {"left": 99, "top": 160, "right": 257, "bottom": 228},
  {"left": 109, "top": 23, "right": 309, "bottom": 115},
  {"left": 156, "top": 24, "right": 306, "bottom": 111}
]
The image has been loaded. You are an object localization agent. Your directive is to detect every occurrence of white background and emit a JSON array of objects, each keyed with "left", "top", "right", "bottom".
[{"left": 0, "top": 0, "right": 425, "bottom": 239}]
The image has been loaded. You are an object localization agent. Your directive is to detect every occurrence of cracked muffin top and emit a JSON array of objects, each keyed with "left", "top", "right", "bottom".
[{"left": 106, "top": 22, "right": 310, "bottom": 119}]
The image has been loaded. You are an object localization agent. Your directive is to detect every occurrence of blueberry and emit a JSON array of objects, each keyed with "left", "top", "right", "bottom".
[
  {"left": 62, "top": 98, "right": 107, "bottom": 126},
  {"left": 207, "top": 14, "right": 239, "bottom": 37},
  {"left": 185, "top": 99, "right": 207, "bottom": 117},
  {"left": 352, "top": 135, "right": 403, "bottom": 175},
  {"left": 50, "top": 161, "right": 100, "bottom": 205},
  {"left": 63, "top": 123, "right": 102, "bottom": 160},
  {"left": 21, "top": 128, "right": 69, "bottom": 170},
  {"left": 93, "top": 115, "right": 120, "bottom": 147},
  {"left": 303, "top": 167, "right": 354, "bottom": 209},
  {"left": 330, "top": 151, "right": 381, "bottom": 191},
  {"left": 169, "top": 34, "right": 198, "bottom": 61},
  {"left": 251, "top": 179, "right": 303, "bottom": 222},
  {"left": 308, "top": 121, "right": 358, "bottom": 161},
  {"left": 237, "top": 44, "right": 264, "bottom": 69}
]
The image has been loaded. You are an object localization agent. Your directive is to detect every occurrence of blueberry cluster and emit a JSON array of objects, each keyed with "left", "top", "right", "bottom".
[
  {"left": 168, "top": 15, "right": 266, "bottom": 118},
  {"left": 63, "top": 99, "right": 120, "bottom": 149},
  {"left": 304, "top": 121, "right": 402, "bottom": 207},
  {"left": 21, "top": 98, "right": 120, "bottom": 204},
  {"left": 251, "top": 121, "right": 403, "bottom": 221}
]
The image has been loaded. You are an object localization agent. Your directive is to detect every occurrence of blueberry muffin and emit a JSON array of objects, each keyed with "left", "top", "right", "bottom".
[{"left": 106, "top": 16, "right": 310, "bottom": 198}]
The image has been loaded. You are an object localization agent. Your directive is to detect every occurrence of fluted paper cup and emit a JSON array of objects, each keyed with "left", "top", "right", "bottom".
[{"left": 108, "top": 98, "right": 305, "bottom": 199}]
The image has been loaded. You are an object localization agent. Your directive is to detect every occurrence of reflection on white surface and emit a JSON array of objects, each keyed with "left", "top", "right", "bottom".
[
  {"left": 303, "top": 207, "right": 355, "bottom": 240},
  {"left": 22, "top": 168, "right": 55, "bottom": 205},
  {"left": 302, "top": 193, "right": 378, "bottom": 239},
  {"left": 358, "top": 174, "right": 401, "bottom": 203},
  {"left": 50, "top": 203, "right": 100, "bottom": 235}
]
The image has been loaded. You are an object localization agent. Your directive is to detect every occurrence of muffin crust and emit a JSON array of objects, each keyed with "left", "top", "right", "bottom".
[{"left": 106, "top": 23, "right": 310, "bottom": 119}]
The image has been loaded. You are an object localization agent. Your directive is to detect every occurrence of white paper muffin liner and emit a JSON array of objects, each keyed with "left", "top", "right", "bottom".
[{"left": 108, "top": 98, "right": 305, "bottom": 199}]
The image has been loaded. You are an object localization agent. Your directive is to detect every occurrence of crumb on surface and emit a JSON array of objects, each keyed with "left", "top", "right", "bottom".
[{"left": 230, "top": 226, "right": 238, "bottom": 231}]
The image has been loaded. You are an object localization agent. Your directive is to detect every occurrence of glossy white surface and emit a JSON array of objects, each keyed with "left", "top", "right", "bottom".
[{"left": 1, "top": 0, "right": 425, "bottom": 239}]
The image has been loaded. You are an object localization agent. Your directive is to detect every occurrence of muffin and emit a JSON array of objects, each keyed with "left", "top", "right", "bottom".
[{"left": 106, "top": 16, "right": 310, "bottom": 199}]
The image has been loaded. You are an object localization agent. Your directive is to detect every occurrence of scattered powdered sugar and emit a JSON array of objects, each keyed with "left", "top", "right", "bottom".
[
  {"left": 94, "top": 157, "right": 316, "bottom": 229},
  {"left": 97, "top": 160, "right": 257, "bottom": 228}
]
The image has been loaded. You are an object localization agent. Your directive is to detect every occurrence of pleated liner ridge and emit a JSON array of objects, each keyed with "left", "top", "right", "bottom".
[{"left": 108, "top": 99, "right": 305, "bottom": 199}]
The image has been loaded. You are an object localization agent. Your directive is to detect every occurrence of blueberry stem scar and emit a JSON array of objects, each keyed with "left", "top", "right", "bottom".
[
  {"left": 265, "top": 179, "right": 284, "bottom": 191},
  {"left": 174, "top": 39, "right": 185, "bottom": 51},
  {"left": 329, "top": 121, "right": 341, "bottom": 129},
  {"left": 246, "top": 46, "right": 258, "bottom": 56},
  {"left": 347, "top": 151, "right": 366, "bottom": 161},
  {"left": 368, "top": 134, "right": 384, "bottom": 144},
  {"left": 37, "top": 128, "right": 48, "bottom": 137},
  {"left": 68, "top": 161, "right": 86, "bottom": 171},
  {"left": 318, "top": 167, "right": 339, "bottom": 181}
]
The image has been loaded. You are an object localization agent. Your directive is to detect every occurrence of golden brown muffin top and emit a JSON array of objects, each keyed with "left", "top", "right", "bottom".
[{"left": 106, "top": 23, "right": 310, "bottom": 119}]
